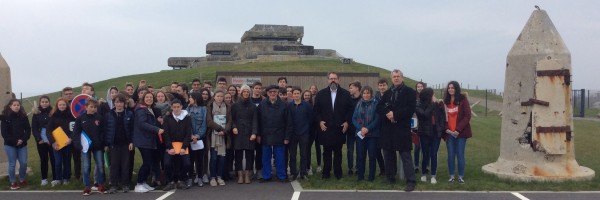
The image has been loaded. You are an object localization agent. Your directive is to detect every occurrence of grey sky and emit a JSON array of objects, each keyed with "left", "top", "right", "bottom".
[{"left": 1, "top": 0, "right": 598, "bottom": 97}]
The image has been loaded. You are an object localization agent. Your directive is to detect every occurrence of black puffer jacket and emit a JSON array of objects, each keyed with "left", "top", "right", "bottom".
[
  {"left": 1, "top": 112, "right": 31, "bottom": 147},
  {"left": 415, "top": 101, "right": 446, "bottom": 138},
  {"left": 32, "top": 107, "right": 52, "bottom": 143},
  {"left": 46, "top": 109, "right": 76, "bottom": 144}
]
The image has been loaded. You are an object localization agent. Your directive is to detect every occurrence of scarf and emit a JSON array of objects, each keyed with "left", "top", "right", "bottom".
[
  {"left": 211, "top": 101, "right": 227, "bottom": 156},
  {"left": 355, "top": 99, "right": 376, "bottom": 128}
]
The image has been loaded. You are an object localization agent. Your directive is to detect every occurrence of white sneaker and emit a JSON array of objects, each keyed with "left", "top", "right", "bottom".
[
  {"left": 41, "top": 179, "right": 48, "bottom": 186},
  {"left": 91, "top": 186, "right": 98, "bottom": 191},
  {"left": 421, "top": 175, "right": 427, "bottom": 182},
  {"left": 142, "top": 183, "right": 155, "bottom": 191},
  {"left": 134, "top": 184, "right": 149, "bottom": 193},
  {"left": 307, "top": 168, "right": 314, "bottom": 176},
  {"left": 316, "top": 166, "right": 322, "bottom": 173},
  {"left": 51, "top": 180, "right": 61, "bottom": 187},
  {"left": 431, "top": 177, "right": 437, "bottom": 184},
  {"left": 193, "top": 175, "right": 199, "bottom": 183},
  {"left": 202, "top": 174, "right": 209, "bottom": 183}
]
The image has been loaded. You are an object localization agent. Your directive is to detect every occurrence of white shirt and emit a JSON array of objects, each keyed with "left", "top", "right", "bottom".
[{"left": 330, "top": 88, "right": 337, "bottom": 110}]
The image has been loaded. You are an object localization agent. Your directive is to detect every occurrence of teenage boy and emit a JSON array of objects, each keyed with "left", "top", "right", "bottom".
[
  {"left": 346, "top": 81, "right": 362, "bottom": 176},
  {"left": 161, "top": 100, "right": 193, "bottom": 191},
  {"left": 73, "top": 98, "right": 106, "bottom": 196},
  {"left": 103, "top": 94, "right": 134, "bottom": 193},
  {"left": 287, "top": 87, "right": 313, "bottom": 180},
  {"left": 250, "top": 82, "right": 264, "bottom": 179}
]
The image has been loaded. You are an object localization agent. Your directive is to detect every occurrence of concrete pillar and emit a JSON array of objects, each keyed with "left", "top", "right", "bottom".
[
  {"left": 0, "top": 53, "right": 12, "bottom": 163},
  {"left": 482, "top": 9, "right": 594, "bottom": 181}
]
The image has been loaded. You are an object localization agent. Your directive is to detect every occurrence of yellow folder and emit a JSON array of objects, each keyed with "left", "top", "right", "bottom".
[
  {"left": 171, "top": 142, "right": 189, "bottom": 155},
  {"left": 52, "top": 127, "right": 69, "bottom": 150}
]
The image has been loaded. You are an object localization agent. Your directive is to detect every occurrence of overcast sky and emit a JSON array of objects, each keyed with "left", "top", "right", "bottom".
[{"left": 1, "top": 0, "right": 598, "bottom": 97}]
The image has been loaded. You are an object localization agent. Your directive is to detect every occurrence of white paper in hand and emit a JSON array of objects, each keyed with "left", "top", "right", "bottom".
[
  {"left": 81, "top": 131, "right": 92, "bottom": 153},
  {"left": 190, "top": 140, "right": 204, "bottom": 150},
  {"left": 356, "top": 131, "right": 365, "bottom": 140}
]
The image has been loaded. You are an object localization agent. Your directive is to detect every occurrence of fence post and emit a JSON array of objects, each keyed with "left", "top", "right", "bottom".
[
  {"left": 580, "top": 89, "right": 586, "bottom": 117},
  {"left": 485, "top": 89, "right": 488, "bottom": 117}
]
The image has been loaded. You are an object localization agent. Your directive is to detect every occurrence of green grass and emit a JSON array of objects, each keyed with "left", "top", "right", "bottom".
[
  {"left": 584, "top": 108, "right": 600, "bottom": 118},
  {"left": 299, "top": 105, "right": 600, "bottom": 191}
]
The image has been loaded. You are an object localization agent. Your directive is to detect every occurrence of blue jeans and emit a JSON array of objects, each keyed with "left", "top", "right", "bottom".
[
  {"left": 420, "top": 135, "right": 441, "bottom": 176},
  {"left": 53, "top": 146, "right": 72, "bottom": 181},
  {"left": 209, "top": 148, "right": 225, "bottom": 179},
  {"left": 446, "top": 136, "right": 466, "bottom": 177},
  {"left": 356, "top": 136, "right": 378, "bottom": 181},
  {"left": 82, "top": 150, "right": 104, "bottom": 187},
  {"left": 262, "top": 144, "right": 286, "bottom": 180},
  {"left": 4, "top": 145, "right": 28, "bottom": 183},
  {"left": 346, "top": 131, "right": 356, "bottom": 171}
]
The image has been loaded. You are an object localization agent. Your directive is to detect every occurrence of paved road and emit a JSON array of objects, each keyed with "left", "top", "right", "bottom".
[{"left": 2, "top": 182, "right": 600, "bottom": 200}]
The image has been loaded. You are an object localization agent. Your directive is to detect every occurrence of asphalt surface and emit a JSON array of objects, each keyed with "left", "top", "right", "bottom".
[{"left": 1, "top": 182, "right": 600, "bottom": 200}]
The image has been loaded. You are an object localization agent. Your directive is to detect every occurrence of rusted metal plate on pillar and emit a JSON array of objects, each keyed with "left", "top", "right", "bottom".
[{"left": 531, "top": 59, "right": 571, "bottom": 155}]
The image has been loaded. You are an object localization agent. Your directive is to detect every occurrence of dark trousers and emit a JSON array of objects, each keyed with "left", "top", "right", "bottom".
[
  {"left": 137, "top": 147, "right": 160, "bottom": 184},
  {"left": 202, "top": 139, "right": 209, "bottom": 175},
  {"left": 235, "top": 149, "right": 254, "bottom": 171},
  {"left": 110, "top": 144, "right": 131, "bottom": 186},
  {"left": 37, "top": 143, "right": 56, "bottom": 180},
  {"left": 289, "top": 134, "right": 309, "bottom": 177},
  {"left": 307, "top": 128, "right": 321, "bottom": 169},
  {"left": 376, "top": 147, "right": 385, "bottom": 173},
  {"left": 164, "top": 152, "right": 191, "bottom": 183},
  {"left": 383, "top": 149, "right": 416, "bottom": 185},
  {"left": 53, "top": 146, "right": 72, "bottom": 180},
  {"left": 72, "top": 148, "right": 81, "bottom": 179},
  {"left": 420, "top": 135, "right": 441, "bottom": 176},
  {"left": 225, "top": 148, "right": 234, "bottom": 179},
  {"left": 128, "top": 148, "right": 135, "bottom": 183},
  {"left": 414, "top": 136, "right": 421, "bottom": 169},
  {"left": 151, "top": 147, "right": 164, "bottom": 182},
  {"left": 356, "top": 137, "right": 378, "bottom": 181},
  {"left": 346, "top": 128, "right": 356, "bottom": 171},
  {"left": 322, "top": 143, "right": 343, "bottom": 178},
  {"left": 254, "top": 143, "right": 263, "bottom": 171},
  {"left": 190, "top": 149, "right": 205, "bottom": 178}
]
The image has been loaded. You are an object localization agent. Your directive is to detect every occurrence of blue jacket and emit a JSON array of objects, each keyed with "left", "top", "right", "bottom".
[
  {"left": 352, "top": 99, "right": 380, "bottom": 138},
  {"left": 288, "top": 100, "right": 313, "bottom": 136},
  {"left": 103, "top": 109, "right": 134, "bottom": 147},
  {"left": 187, "top": 105, "right": 207, "bottom": 139},
  {"left": 133, "top": 105, "right": 161, "bottom": 149}
]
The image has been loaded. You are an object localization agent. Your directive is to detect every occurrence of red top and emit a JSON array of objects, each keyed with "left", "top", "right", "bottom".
[{"left": 447, "top": 102, "right": 458, "bottom": 132}]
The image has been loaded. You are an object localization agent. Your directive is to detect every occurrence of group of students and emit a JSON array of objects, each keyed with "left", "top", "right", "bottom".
[{"left": 0, "top": 69, "right": 471, "bottom": 195}]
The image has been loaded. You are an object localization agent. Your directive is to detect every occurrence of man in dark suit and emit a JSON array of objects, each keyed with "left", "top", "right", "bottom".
[
  {"left": 377, "top": 69, "right": 417, "bottom": 192},
  {"left": 313, "top": 72, "right": 353, "bottom": 180}
]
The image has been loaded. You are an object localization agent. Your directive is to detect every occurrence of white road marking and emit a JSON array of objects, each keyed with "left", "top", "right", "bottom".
[
  {"left": 511, "top": 192, "right": 530, "bottom": 200},
  {"left": 156, "top": 191, "right": 174, "bottom": 200},
  {"left": 291, "top": 191, "right": 301, "bottom": 200}
]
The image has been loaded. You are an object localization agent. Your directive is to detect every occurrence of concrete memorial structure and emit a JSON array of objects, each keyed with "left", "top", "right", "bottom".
[
  {"left": 0, "top": 53, "right": 12, "bottom": 164},
  {"left": 168, "top": 24, "right": 340, "bottom": 69},
  {"left": 482, "top": 8, "right": 594, "bottom": 181}
]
